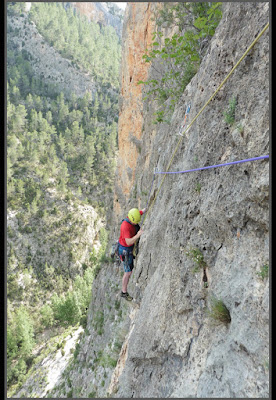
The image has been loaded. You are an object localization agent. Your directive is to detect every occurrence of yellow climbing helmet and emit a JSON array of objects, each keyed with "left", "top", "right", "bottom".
[{"left": 128, "top": 208, "right": 141, "bottom": 224}]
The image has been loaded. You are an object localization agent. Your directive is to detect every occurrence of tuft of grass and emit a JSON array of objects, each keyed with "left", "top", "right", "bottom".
[
  {"left": 92, "top": 264, "right": 101, "bottom": 278},
  {"left": 223, "top": 96, "right": 237, "bottom": 125},
  {"left": 98, "top": 352, "right": 117, "bottom": 368},
  {"left": 207, "top": 296, "right": 231, "bottom": 324},
  {"left": 195, "top": 182, "right": 201, "bottom": 193},
  {"left": 186, "top": 246, "right": 206, "bottom": 273},
  {"left": 114, "top": 300, "right": 120, "bottom": 310},
  {"left": 257, "top": 264, "right": 269, "bottom": 280},
  {"left": 113, "top": 340, "right": 123, "bottom": 353},
  {"left": 73, "top": 343, "right": 80, "bottom": 359},
  {"left": 236, "top": 122, "right": 244, "bottom": 134},
  {"left": 263, "top": 359, "right": 269, "bottom": 371}
]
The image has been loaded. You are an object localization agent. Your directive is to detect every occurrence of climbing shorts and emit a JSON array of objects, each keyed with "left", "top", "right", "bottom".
[{"left": 118, "top": 244, "right": 134, "bottom": 273}]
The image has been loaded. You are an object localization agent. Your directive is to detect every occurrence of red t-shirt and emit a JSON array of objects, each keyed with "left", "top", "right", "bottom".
[{"left": 119, "top": 210, "right": 143, "bottom": 247}]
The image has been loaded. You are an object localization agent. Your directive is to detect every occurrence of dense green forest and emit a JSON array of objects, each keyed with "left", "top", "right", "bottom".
[
  {"left": 7, "top": 2, "right": 121, "bottom": 391},
  {"left": 8, "top": 2, "right": 121, "bottom": 87}
]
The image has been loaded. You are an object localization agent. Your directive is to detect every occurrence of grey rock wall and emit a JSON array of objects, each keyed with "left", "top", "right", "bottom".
[
  {"left": 113, "top": 2, "right": 269, "bottom": 398},
  {"left": 41, "top": 2, "right": 269, "bottom": 398}
]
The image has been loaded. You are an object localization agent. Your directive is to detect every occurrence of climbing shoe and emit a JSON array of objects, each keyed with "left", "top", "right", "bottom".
[{"left": 121, "top": 291, "right": 133, "bottom": 301}]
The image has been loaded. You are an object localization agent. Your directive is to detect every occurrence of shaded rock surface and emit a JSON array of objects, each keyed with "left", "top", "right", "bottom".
[{"left": 56, "top": 2, "right": 269, "bottom": 398}]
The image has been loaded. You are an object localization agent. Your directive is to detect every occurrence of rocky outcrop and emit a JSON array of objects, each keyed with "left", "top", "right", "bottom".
[
  {"left": 112, "top": 2, "right": 269, "bottom": 398},
  {"left": 70, "top": 2, "right": 124, "bottom": 37},
  {"left": 12, "top": 326, "right": 84, "bottom": 399}
]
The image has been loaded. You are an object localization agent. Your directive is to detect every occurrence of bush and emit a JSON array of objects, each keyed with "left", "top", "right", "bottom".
[
  {"left": 223, "top": 96, "right": 237, "bottom": 125},
  {"left": 93, "top": 311, "right": 104, "bottom": 335},
  {"left": 257, "top": 264, "right": 269, "bottom": 280},
  {"left": 207, "top": 296, "right": 231, "bottom": 324},
  {"left": 13, "top": 305, "right": 35, "bottom": 358},
  {"left": 80, "top": 314, "right": 87, "bottom": 328},
  {"left": 52, "top": 291, "right": 82, "bottom": 325},
  {"left": 7, "top": 225, "right": 16, "bottom": 238},
  {"left": 10, "top": 358, "right": 27, "bottom": 383},
  {"left": 195, "top": 182, "right": 201, "bottom": 193},
  {"left": 114, "top": 300, "right": 120, "bottom": 310},
  {"left": 99, "top": 352, "right": 117, "bottom": 368},
  {"left": 139, "top": 2, "right": 222, "bottom": 123},
  {"left": 92, "top": 264, "right": 101, "bottom": 278},
  {"left": 7, "top": 274, "right": 24, "bottom": 300},
  {"left": 113, "top": 340, "right": 123, "bottom": 354},
  {"left": 50, "top": 267, "right": 94, "bottom": 327},
  {"left": 73, "top": 343, "right": 80, "bottom": 359}
]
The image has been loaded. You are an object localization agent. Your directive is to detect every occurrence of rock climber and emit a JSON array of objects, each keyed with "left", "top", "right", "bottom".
[{"left": 118, "top": 207, "right": 145, "bottom": 301}]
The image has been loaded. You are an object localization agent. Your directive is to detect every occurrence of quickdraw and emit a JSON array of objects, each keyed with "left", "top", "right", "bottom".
[{"left": 178, "top": 103, "right": 191, "bottom": 137}]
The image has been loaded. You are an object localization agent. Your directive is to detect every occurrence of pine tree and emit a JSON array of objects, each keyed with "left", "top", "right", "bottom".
[{"left": 14, "top": 306, "right": 35, "bottom": 358}]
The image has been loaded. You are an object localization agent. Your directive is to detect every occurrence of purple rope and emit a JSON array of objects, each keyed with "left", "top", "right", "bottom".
[{"left": 154, "top": 155, "right": 269, "bottom": 175}]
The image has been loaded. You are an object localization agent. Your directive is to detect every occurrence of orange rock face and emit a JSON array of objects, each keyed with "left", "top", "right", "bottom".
[
  {"left": 115, "top": 3, "right": 157, "bottom": 215},
  {"left": 71, "top": 2, "right": 104, "bottom": 24}
]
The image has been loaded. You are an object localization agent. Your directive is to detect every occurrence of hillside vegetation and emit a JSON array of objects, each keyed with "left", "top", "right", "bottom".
[
  {"left": 7, "top": 2, "right": 121, "bottom": 394},
  {"left": 28, "top": 2, "right": 121, "bottom": 87}
]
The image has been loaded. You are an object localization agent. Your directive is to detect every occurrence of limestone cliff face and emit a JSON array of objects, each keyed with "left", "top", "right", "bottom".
[
  {"left": 37, "top": 3, "right": 269, "bottom": 398},
  {"left": 112, "top": 2, "right": 270, "bottom": 398},
  {"left": 114, "top": 3, "right": 159, "bottom": 216}
]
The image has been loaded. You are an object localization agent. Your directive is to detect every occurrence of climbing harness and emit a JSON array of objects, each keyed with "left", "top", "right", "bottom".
[
  {"left": 110, "top": 240, "right": 119, "bottom": 259},
  {"left": 141, "top": 22, "right": 269, "bottom": 227},
  {"left": 111, "top": 218, "right": 139, "bottom": 260},
  {"left": 117, "top": 218, "right": 141, "bottom": 260}
]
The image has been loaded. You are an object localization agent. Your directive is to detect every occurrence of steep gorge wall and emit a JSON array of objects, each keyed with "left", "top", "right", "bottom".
[
  {"left": 44, "top": 3, "right": 269, "bottom": 398},
  {"left": 114, "top": 2, "right": 160, "bottom": 216},
  {"left": 112, "top": 2, "right": 269, "bottom": 398}
]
